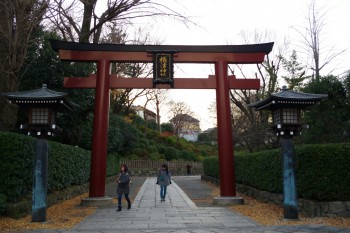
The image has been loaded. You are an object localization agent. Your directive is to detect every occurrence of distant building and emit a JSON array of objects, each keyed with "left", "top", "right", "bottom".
[
  {"left": 131, "top": 105, "right": 158, "bottom": 122},
  {"left": 169, "top": 114, "right": 201, "bottom": 141}
]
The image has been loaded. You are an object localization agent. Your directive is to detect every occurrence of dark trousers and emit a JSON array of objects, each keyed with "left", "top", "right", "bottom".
[
  {"left": 117, "top": 193, "right": 130, "bottom": 207},
  {"left": 160, "top": 186, "right": 167, "bottom": 199}
]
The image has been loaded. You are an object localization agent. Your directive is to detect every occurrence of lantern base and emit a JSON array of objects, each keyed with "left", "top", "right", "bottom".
[{"left": 213, "top": 196, "right": 244, "bottom": 205}]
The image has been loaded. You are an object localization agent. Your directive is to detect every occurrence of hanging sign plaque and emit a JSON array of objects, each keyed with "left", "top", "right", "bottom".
[{"left": 152, "top": 52, "right": 174, "bottom": 88}]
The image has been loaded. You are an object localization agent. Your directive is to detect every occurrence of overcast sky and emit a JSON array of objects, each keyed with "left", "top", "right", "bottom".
[{"left": 132, "top": 0, "right": 350, "bottom": 130}]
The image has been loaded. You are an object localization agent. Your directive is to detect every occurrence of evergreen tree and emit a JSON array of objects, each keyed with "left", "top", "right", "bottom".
[
  {"left": 301, "top": 75, "right": 350, "bottom": 143},
  {"left": 19, "top": 29, "right": 95, "bottom": 145},
  {"left": 280, "top": 50, "right": 308, "bottom": 90}
]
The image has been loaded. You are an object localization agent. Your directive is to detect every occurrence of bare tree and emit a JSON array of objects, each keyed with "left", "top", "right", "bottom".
[
  {"left": 110, "top": 61, "right": 151, "bottom": 115},
  {"left": 105, "top": 24, "right": 154, "bottom": 115},
  {"left": 167, "top": 101, "right": 195, "bottom": 138},
  {"left": 0, "top": 0, "right": 49, "bottom": 130},
  {"left": 137, "top": 89, "right": 169, "bottom": 133},
  {"left": 294, "top": 0, "right": 346, "bottom": 80},
  {"left": 140, "top": 90, "right": 157, "bottom": 135},
  {"left": 152, "top": 90, "right": 168, "bottom": 133},
  {"left": 47, "top": 0, "right": 192, "bottom": 43},
  {"left": 227, "top": 30, "right": 285, "bottom": 151}
]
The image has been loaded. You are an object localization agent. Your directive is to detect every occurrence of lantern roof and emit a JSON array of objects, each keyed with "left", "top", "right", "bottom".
[
  {"left": 2, "top": 84, "right": 78, "bottom": 111},
  {"left": 249, "top": 86, "right": 328, "bottom": 111}
]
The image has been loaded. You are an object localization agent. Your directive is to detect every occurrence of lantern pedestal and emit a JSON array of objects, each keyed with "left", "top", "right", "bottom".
[
  {"left": 213, "top": 196, "right": 244, "bottom": 206},
  {"left": 280, "top": 136, "right": 298, "bottom": 219},
  {"left": 32, "top": 139, "right": 49, "bottom": 222}
]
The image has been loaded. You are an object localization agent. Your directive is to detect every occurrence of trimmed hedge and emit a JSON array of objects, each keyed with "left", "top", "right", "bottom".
[
  {"left": 0, "top": 132, "right": 120, "bottom": 207},
  {"left": 203, "top": 156, "right": 220, "bottom": 178},
  {"left": 0, "top": 132, "right": 36, "bottom": 203},
  {"left": 202, "top": 143, "right": 350, "bottom": 202},
  {"left": 296, "top": 143, "right": 350, "bottom": 201},
  {"left": 235, "top": 150, "right": 282, "bottom": 194}
]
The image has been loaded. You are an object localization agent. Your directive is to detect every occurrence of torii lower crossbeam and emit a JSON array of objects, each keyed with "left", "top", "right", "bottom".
[{"left": 63, "top": 75, "right": 259, "bottom": 89}]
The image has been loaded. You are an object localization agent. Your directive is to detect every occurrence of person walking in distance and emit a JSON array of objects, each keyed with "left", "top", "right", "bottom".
[
  {"left": 186, "top": 163, "right": 192, "bottom": 176},
  {"left": 156, "top": 164, "right": 171, "bottom": 201},
  {"left": 116, "top": 164, "right": 131, "bottom": 211}
]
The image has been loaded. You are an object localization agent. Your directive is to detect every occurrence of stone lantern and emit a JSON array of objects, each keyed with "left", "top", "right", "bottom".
[
  {"left": 249, "top": 86, "right": 327, "bottom": 219},
  {"left": 3, "top": 84, "right": 78, "bottom": 222},
  {"left": 3, "top": 84, "right": 78, "bottom": 138}
]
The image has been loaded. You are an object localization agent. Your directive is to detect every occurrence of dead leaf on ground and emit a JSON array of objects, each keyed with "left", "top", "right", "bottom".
[
  {"left": 0, "top": 193, "right": 96, "bottom": 232},
  {"left": 202, "top": 180, "right": 350, "bottom": 228}
]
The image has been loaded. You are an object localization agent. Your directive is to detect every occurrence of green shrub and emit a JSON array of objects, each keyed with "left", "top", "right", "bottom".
[
  {"left": 163, "top": 136, "right": 177, "bottom": 146},
  {"left": 47, "top": 141, "right": 91, "bottom": 190},
  {"left": 139, "top": 138, "right": 150, "bottom": 148},
  {"left": 180, "top": 150, "right": 195, "bottom": 161},
  {"left": 163, "top": 147, "right": 179, "bottom": 161},
  {"left": 0, "top": 132, "right": 36, "bottom": 202},
  {"left": 0, "top": 132, "right": 120, "bottom": 205},
  {"left": 79, "top": 114, "right": 141, "bottom": 154},
  {"left": 235, "top": 150, "right": 282, "bottom": 193},
  {"left": 106, "top": 153, "right": 120, "bottom": 176},
  {"left": 149, "top": 152, "right": 164, "bottom": 161},
  {"left": 0, "top": 194, "right": 7, "bottom": 215},
  {"left": 295, "top": 143, "right": 350, "bottom": 201},
  {"left": 202, "top": 143, "right": 350, "bottom": 202},
  {"left": 203, "top": 156, "right": 219, "bottom": 178}
]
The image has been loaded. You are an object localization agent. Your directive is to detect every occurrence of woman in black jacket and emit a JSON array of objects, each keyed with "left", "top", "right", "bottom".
[
  {"left": 116, "top": 164, "right": 131, "bottom": 211},
  {"left": 156, "top": 164, "right": 171, "bottom": 201}
]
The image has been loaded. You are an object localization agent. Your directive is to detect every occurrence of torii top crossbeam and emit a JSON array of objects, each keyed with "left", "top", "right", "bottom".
[
  {"left": 50, "top": 40, "right": 273, "bottom": 63},
  {"left": 50, "top": 40, "right": 273, "bottom": 90}
]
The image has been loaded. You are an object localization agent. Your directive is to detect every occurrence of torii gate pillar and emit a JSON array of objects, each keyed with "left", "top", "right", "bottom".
[
  {"left": 213, "top": 60, "right": 243, "bottom": 205},
  {"left": 215, "top": 61, "right": 235, "bottom": 194},
  {"left": 89, "top": 60, "right": 110, "bottom": 197}
]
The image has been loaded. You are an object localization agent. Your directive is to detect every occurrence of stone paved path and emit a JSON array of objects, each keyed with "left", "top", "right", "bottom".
[{"left": 17, "top": 176, "right": 350, "bottom": 233}]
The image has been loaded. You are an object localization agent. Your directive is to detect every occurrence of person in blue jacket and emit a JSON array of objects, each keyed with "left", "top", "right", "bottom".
[
  {"left": 116, "top": 164, "right": 131, "bottom": 211},
  {"left": 156, "top": 163, "right": 171, "bottom": 201}
]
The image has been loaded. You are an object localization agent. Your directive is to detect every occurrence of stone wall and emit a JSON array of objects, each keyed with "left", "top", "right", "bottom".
[{"left": 201, "top": 175, "right": 350, "bottom": 218}]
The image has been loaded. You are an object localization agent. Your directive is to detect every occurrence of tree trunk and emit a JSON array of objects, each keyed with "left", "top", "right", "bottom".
[
  {"left": 80, "top": 0, "right": 96, "bottom": 42},
  {"left": 0, "top": 0, "right": 47, "bottom": 131},
  {"left": 0, "top": 2, "right": 17, "bottom": 131}
]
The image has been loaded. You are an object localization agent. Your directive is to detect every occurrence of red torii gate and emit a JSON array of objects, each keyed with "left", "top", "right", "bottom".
[{"left": 50, "top": 40, "right": 273, "bottom": 204}]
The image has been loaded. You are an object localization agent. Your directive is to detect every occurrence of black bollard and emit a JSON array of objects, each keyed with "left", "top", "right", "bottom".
[
  {"left": 280, "top": 136, "right": 298, "bottom": 219},
  {"left": 32, "top": 139, "right": 49, "bottom": 222}
]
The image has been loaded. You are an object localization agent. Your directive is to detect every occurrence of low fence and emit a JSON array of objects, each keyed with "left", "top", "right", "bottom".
[
  {"left": 120, "top": 160, "right": 203, "bottom": 176},
  {"left": 120, "top": 160, "right": 202, "bottom": 169}
]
